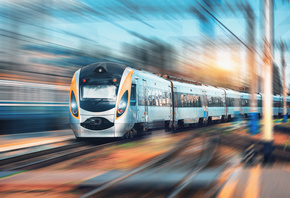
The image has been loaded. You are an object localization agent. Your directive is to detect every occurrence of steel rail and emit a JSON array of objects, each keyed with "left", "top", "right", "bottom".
[
  {"left": 8, "top": 141, "right": 118, "bottom": 171},
  {"left": 167, "top": 135, "right": 220, "bottom": 198},
  {"left": 0, "top": 141, "right": 84, "bottom": 167},
  {"left": 80, "top": 132, "right": 198, "bottom": 198}
]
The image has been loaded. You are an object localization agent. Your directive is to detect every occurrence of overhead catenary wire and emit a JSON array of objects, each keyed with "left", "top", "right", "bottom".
[{"left": 197, "top": 2, "right": 264, "bottom": 61}]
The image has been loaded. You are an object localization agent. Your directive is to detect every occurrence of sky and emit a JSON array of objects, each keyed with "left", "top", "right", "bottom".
[{"left": 1, "top": 0, "right": 290, "bottom": 85}]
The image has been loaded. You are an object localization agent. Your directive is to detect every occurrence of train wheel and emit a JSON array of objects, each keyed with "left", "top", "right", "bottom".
[
  {"left": 165, "top": 121, "right": 171, "bottom": 132},
  {"left": 76, "top": 137, "right": 85, "bottom": 141},
  {"left": 123, "top": 132, "right": 129, "bottom": 139},
  {"left": 208, "top": 117, "right": 212, "bottom": 125},
  {"left": 171, "top": 125, "right": 176, "bottom": 132},
  {"left": 198, "top": 118, "right": 204, "bottom": 127},
  {"left": 129, "top": 130, "right": 134, "bottom": 139},
  {"left": 221, "top": 115, "right": 226, "bottom": 123}
]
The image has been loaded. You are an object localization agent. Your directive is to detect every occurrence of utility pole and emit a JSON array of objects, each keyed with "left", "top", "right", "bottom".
[
  {"left": 280, "top": 40, "right": 287, "bottom": 122},
  {"left": 245, "top": 3, "right": 258, "bottom": 134},
  {"left": 262, "top": 0, "right": 274, "bottom": 163}
]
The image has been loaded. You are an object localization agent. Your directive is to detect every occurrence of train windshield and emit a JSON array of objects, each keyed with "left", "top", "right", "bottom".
[
  {"left": 79, "top": 62, "right": 127, "bottom": 112},
  {"left": 82, "top": 85, "right": 116, "bottom": 99}
]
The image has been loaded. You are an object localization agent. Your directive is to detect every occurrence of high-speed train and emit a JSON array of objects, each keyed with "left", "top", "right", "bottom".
[{"left": 69, "top": 62, "right": 290, "bottom": 139}]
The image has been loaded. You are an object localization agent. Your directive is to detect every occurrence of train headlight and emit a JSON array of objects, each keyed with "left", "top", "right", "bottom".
[
  {"left": 117, "top": 90, "right": 128, "bottom": 118},
  {"left": 70, "top": 91, "right": 78, "bottom": 117}
]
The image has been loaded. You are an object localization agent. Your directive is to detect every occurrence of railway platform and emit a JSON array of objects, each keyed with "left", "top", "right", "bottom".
[
  {"left": 0, "top": 130, "right": 74, "bottom": 152},
  {"left": 217, "top": 164, "right": 290, "bottom": 198}
]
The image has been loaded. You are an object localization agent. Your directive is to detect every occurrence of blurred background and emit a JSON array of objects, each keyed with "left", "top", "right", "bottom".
[{"left": 1, "top": 0, "right": 290, "bottom": 134}]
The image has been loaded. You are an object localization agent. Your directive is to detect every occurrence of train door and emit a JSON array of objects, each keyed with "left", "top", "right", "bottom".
[
  {"left": 143, "top": 80, "right": 148, "bottom": 125},
  {"left": 202, "top": 90, "right": 208, "bottom": 122},
  {"left": 173, "top": 86, "right": 178, "bottom": 128},
  {"left": 130, "top": 83, "right": 137, "bottom": 122},
  {"left": 169, "top": 85, "right": 172, "bottom": 124},
  {"left": 240, "top": 95, "right": 244, "bottom": 115},
  {"left": 223, "top": 89, "right": 228, "bottom": 119},
  {"left": 280, "top": 97, "right": 283, "bottom": 116}
]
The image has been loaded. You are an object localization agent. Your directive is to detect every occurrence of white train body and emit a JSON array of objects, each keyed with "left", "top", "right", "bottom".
[{"left": 69, "top": 62, "right": 290, "bottom": 139}]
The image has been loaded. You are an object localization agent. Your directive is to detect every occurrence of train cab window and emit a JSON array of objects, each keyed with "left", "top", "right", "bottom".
[{"left": 130, "top": 84, "right": 136, "bottom": 106}]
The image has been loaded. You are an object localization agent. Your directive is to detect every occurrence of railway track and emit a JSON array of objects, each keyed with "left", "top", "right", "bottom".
[
  {"left": 219, "top": 133, "right": 290, "bottom": 161},
  {"left": 79, "top": 131, "right": 220, "bottom": 198},
  {"left": 0, "top": 139, "right": 81, "bottom": 166},
  {"left": 0, "top": 129, "right": 169, "bottom": 171},
  {"left": 0, "top": 139, "right": 122, "bottom": 171}
]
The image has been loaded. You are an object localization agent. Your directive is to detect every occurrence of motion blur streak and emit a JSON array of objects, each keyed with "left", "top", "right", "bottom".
[{"left": 0, "top": 0, "right": 289, "bottom": 134}]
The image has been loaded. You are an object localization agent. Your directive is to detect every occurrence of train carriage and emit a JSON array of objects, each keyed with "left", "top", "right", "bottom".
[
  {"left": 69, "top": 62, "right": 290, "bottom": 139},
  {"left": 172, "top": 81, "right": 204, "bottom": 127},
  {"left": 273, "top": 95, "right": 283, "bottom": 117},
  {"left": 287, "top": 97, "right": 290, "bottom": 117},
  {"left": 224, "top": 89, "right": 241, "bottom": 120},
  {"left": 132, "top": 69, "right": 172, "bottom": 131},
  {"left": 240, "top": 92, "right": 250, "bottom": 117},
  {"left": 69, "top": 62, "right": 172, "bottom": 138},
  {"left": 202, "top": 85, "right": 226, "bottom": 122}
]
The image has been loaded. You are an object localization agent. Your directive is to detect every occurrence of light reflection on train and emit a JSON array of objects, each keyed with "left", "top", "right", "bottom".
[
  {"left": 69, "top": 62, "right": 290, "bottom": 139},
  {"left": 0, "top": 80, "right": 69, "bottom": 133}
]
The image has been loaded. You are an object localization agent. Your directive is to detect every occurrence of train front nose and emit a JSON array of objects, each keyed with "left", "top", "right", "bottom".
[
  {"left": 81, "top": 117, "right": 113, "bottom": 130},
  {"left": 69, "top": 62, "right": 128, "bottom": 139},
  {"left": 74, "top": 113, "right": 116, "bottom": 138}
]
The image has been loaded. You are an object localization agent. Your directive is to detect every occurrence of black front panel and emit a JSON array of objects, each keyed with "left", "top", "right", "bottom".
[
  {"left": 79, "top": 62, "right": 126, "bottom": 112},
  {"left": 80, "top": 100, "right": 116, "bottom": 112},
  {"left": 81, "top": 117, "right": 114, "bottom": 130}
]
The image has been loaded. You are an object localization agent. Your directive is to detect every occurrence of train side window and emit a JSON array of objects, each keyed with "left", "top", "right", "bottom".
[
  {"left": 159, "top": 91, "right": 163, "bottom": 107},
  {"left": 138, "top": 86, "right": 143, "bottom": 106},
  {"left": 194, "top": 96, "right": 197, "bottom": 107},
  {"left": 154, "top": 89, "right": 159, "bottom": 106},
  {"left": 180, "top": 94, "right": 184, "bottom": 107},
  {"left": 162, "top": 92, "right": 166, "bottom": 107},
  {"left": 165, "top": 92, "right": 169, "bottom": 107},
  {"left": 189, "top": 95, "right": 193, "bottom": 107},
  {"left": 198, "top": 96, "right": 201, "bottom": 107},
  {"left": 174, "top": 92, "right": 177, "bottom": 107},
  {"left": 130, "top": 84, "right": 136, "bottom": 106},
  {"left": 207, "top": 97, "right": 212, "bottom": 107},
  {"left": 183, "top": 94, "right": 187, "bottom": 107}
]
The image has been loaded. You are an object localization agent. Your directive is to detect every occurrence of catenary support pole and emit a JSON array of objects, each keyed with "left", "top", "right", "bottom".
[
  {"left": 280, "top": 41, "right": 287, "bottom": 122},
  {"left": 245, "top": 3, "right": 258, "bottom": 134},
  {"left": 262, "top": 0, "right": 274, "bottom": 164}
]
